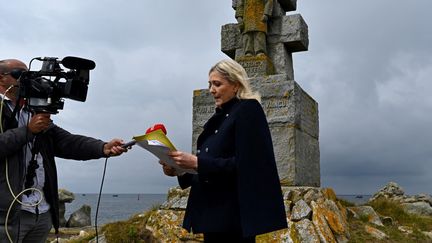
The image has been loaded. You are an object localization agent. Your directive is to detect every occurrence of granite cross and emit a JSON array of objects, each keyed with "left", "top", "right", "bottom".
[{"left": 221, "top": 0, "right": 308, "bottom": 78}]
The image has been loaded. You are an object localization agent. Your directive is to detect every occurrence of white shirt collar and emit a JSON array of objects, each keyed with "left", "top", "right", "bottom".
[{"left": 0, "top": 93, "right": 11, "bottom": 101}]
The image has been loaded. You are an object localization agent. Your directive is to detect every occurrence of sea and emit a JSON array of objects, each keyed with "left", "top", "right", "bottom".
[
  {"left": 65, "top": 194, "right": 371, "bottom": 226},
  {"left": 337, "top": 194, "right": 372, "bottom": 205},
  {"left": 65, "top": 193, "right": 167, "bottom": 226}
]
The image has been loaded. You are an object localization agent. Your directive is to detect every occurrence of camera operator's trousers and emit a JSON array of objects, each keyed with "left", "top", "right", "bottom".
[
  {"left": 0, "top": 211, "right": 19, "bottom": 243},
  {"left": 17, "top": 210, "right": 52, "bottom": 243}
]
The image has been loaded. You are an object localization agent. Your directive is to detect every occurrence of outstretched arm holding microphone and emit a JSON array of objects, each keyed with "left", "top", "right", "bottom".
[{"left": 0, "top": 58, "right": 127, "bottom": 243}]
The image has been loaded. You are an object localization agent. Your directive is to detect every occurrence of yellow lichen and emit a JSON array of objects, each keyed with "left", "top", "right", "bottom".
[
  {"left": 322, "top": 188, "right": 337, "bottom": 201},
  {"left": 193, "top": 90, "right": 201, "bottom": 97}
]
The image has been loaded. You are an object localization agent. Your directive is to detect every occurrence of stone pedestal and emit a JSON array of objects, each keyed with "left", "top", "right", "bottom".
[{"left": 192, "top": 74, "right": 320, "bottom": 187}]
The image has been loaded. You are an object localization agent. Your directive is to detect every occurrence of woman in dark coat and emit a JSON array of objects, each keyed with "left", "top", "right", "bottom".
[{"left": 161, "top": 59, "right": 287, "bottom": 242}]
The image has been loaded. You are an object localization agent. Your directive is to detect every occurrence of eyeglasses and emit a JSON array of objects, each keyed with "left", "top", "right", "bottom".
[{"left": 1, "top": 69, "right": 26, "bottom": 79}]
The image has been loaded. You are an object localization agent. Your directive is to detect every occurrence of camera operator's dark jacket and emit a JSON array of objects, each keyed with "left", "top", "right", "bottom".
[
  {"left": 178, "top": 98, "right": 287, "bottom": 237},
  {"left": 1, "top": 104, "right": 107, "bottom": 233}
]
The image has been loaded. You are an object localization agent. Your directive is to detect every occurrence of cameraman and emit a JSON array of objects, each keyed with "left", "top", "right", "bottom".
[{"left": 0, "top": 59, "right": 126, "bottom": 242}]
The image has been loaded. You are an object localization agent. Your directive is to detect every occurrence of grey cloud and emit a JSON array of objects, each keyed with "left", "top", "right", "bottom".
[
  {"left": 2, "top": 0, "right": 432, "bottom": 195},
  {"left": 296, "top": 0, "right": 432, "bottom": 194}
]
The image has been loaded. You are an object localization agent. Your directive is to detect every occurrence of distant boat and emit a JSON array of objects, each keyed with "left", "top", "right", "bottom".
[
  {"left": 113, "top": 194, "right": 119, "bottom": 197},
  {"left": 82, "top": 194, "right": 86, "bottom": 196},
  {"left": 355, "top": 195, "right": 363, "bottom": 198}
]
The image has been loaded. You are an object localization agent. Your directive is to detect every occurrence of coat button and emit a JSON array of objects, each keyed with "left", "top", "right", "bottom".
[
  {"left": 205, "top": 147, "right": 209, "bottom": 152},
  {"left": 215, "top": 130, "right": 218, "bottom": 134},
  {"left": 225, "top": 113, "right": 229, "bottom": 117},
  {"left": 197, "top": 149, "right": 201, "bottom": 154}
]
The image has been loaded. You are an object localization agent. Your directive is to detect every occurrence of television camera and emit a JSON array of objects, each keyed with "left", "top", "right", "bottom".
[{"left": 18, "top": 56, "right": 96, "bottom": 114}]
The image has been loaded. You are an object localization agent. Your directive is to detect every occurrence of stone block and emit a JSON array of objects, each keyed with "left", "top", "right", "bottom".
[
  {"left": 221, "top": 23, "right": 241, "bottom": 59},
  {"left": 252, "top": 75, "right": 319, "bottom": 139},
  {"left": 268, "top": 14, "right": 309, "bottom": 52},
  {"left": 267, "top": 42, "right": 294, "bottom": 78},
  {"left": 291, "top": 219, "right": 320, "bottom": 243},
  {"left": 192, "top": 89, "right": 215, "bottom": 154},
  {"left": 291, "top": 199, "right": 312, "bottom": 221}
]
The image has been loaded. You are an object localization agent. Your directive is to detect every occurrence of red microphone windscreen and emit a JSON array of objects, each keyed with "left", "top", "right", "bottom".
[{"left": 146, "top": 123, "right": 167, "bottom": 135}]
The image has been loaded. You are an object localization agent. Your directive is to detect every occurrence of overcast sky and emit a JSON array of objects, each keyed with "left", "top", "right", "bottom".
[{"left": 2, "top": 0, "right": 431, "bottom": 195}]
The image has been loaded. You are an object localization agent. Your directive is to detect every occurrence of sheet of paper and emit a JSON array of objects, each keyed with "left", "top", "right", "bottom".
[{"left": 133, "top": 130, "right": 197, "bottom": 175}]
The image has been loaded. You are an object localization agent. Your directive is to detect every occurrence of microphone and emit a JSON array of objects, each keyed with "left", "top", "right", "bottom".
[
  {"left": 146, "top": 123, "right": 167, "bottom": 135},
  {"left": 121, "top": 140, "right": 136, "bottom": 148},
  {"left": 35, "top": 57, "right": 57, "bottom": 61},
  {"left": 121, "top": 124, "right": 167, "bottom": 149},
  {"left": 61, "top": 56, "right": 96, "bottom": 70}
]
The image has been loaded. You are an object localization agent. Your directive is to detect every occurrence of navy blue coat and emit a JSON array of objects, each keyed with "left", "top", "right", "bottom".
[{"left": 178, "top": 98, "right": 287, "bottom": 237}]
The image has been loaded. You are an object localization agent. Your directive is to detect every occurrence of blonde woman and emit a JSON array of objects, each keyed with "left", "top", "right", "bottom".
[{"left": 161, "top": 59, "right": 286, "bottom": 242}]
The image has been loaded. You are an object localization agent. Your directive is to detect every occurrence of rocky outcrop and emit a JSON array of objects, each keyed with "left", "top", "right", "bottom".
[
  {"left": 66, "top": 205, "right": 91, "bottom": 227},
  {"left": 145, "top": 186, "right": 351, "bottom": 242},
  {"left": 58, "top": 189, "right": 75, "bottom": 227},
  {"left": 402, "top": 201, "right": 432, "bottom": 216},
  {"left": 147, "top": 187, "right": 199, "bottom": 241},
  {"left": 62, "top": 182, "right": 431, "bottom": 242},
  {"left": 347, "top": 206, "right": 383, "bottom": 226},
  {"left": 364, "top": 225, "right": 388, "bottom": 240},
  {"left": 369, "top": 182, "right": 432, "bottom": 217}
]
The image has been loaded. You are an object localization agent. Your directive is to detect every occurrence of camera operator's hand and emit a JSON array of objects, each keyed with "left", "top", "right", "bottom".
[
  {"left": 28, "top": 113, "right": 52, "bottom": 134},
  {"left": 104, "top": 138, "right": 127, "bottom": 157}
]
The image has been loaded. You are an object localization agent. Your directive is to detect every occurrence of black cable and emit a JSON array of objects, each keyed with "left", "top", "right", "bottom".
[{"left": 95, "top": 157, "right": 109, "bottom": 243}]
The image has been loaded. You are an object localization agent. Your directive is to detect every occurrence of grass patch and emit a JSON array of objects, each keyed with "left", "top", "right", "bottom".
[
  {"left": 345, "top": 198, "right": 432, "bottom": 242},
  {"left": 47, "top": 204, "right": 162, "bottom": 242},
  {"left": 101, "top": 216, "right": 155, "bottom": 243},
  {"left": 368, "top": 198, "right": 432, "bottom": 232},
  {"left": 347, "top": 219, "right": 378, "bottom": 243},
  {"left": 347, "top": 217, "right": 431, "bottom": 243},
  {"left": 101, "top": 204, "right": 161, "bottom": 243}
]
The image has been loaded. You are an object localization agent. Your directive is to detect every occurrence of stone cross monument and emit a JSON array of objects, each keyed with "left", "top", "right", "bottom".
[{"left": 192, "top": 0, "right": 320, "bottom": 186}]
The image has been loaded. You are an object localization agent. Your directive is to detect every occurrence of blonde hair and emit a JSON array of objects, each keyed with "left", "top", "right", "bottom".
[{"left": 209, "top": 59, "right": 261, "bottom": 102}]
